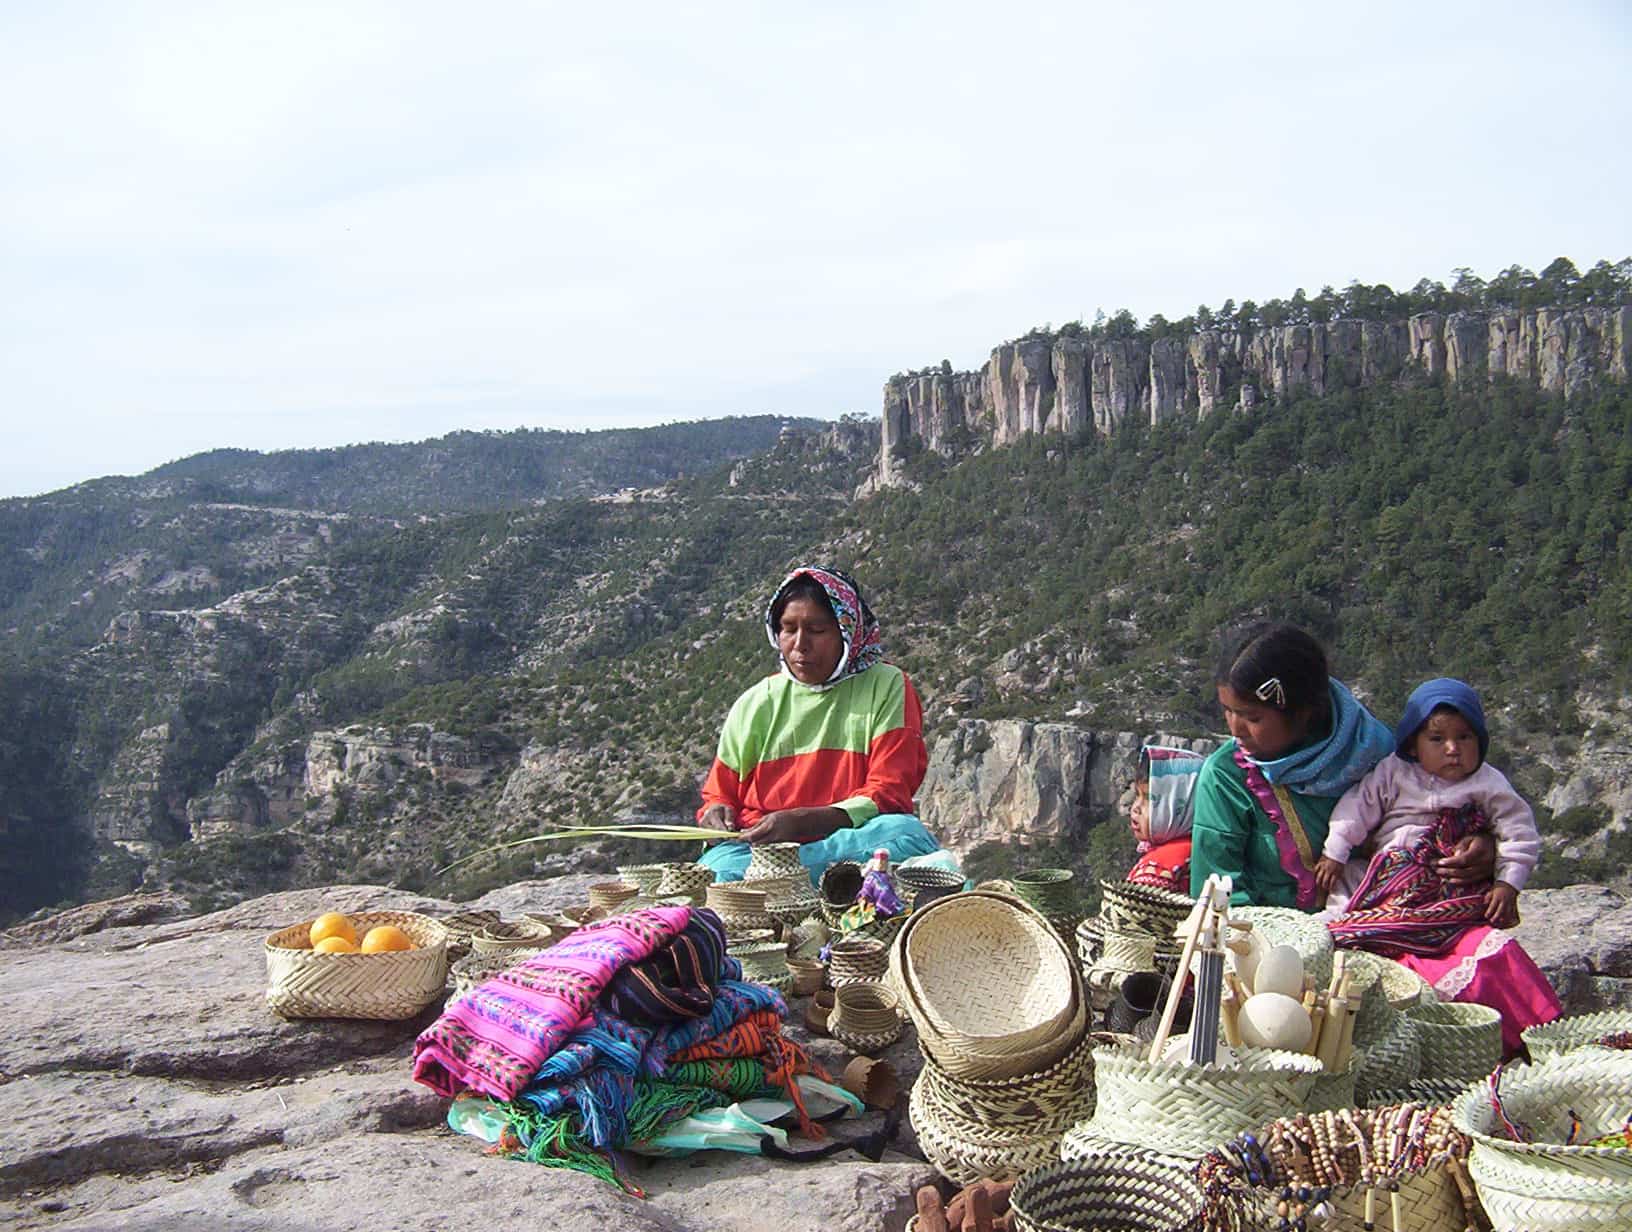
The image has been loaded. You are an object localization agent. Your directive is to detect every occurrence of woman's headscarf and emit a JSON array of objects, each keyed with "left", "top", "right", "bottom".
[
  {"left": 764, "top": 566, "right": 883, "bottom": 690},
  {"left": 1144, "top": 745, "right": 1207, "bottom": 844}
]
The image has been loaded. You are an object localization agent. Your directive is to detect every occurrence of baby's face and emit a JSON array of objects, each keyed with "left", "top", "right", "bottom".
[
  {"left": 1412, "top": 709, "right": 1480, "bottom": 783},
  {"left": 1129, "top": 782, "right": 1152, "bottom": 842}
]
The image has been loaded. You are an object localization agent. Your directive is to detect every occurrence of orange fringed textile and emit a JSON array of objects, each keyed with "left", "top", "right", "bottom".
[{"left": 669, "top": 1009, "right": 829, "bottom": 1137}]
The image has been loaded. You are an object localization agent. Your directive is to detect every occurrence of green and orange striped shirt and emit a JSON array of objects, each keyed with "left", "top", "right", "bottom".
[{"left": 698, "top": 663, "right": 927, "bottom": 828}]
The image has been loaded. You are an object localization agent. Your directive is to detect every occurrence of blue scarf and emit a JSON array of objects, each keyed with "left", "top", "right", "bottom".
[{"left": 1248, "top": 679, "right": 1392, "bottom": 799}]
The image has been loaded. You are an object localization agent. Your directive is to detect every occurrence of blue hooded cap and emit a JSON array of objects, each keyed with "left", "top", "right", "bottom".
[{"left": 1394, "top": 678, "right": 1489, "bottom": 762}]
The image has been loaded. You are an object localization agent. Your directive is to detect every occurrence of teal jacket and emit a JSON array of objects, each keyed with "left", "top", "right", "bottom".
[{"left": 1189, "top": 740, "right": 1339, "bottom": 908}]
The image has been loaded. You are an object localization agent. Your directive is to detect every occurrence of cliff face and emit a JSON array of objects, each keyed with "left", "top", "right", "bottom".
[{"left": 878, "top": 305, "right": 1632, "bottom": 478}]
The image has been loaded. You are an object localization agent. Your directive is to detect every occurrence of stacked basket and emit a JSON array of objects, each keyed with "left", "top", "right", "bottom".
[
  {"left": 1406, "top": 1000, "right": 1503, "bottom": 1087},
  {"left": 1453, "top": 1050, "right": 1632, "bottom": 1229},
  {"left": 895, "top": 892, "right": 1095, "bottom": 1182}
]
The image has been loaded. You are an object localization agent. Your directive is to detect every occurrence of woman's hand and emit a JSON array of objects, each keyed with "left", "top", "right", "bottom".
[
  {"left": 698, "top": 803, "right": 738, "bottom": 834},
  {"left": 737, "top": 807, "right": 848, "bottom": 846},
  {"left": 1484, "top": 881, "right": 1521, "bottom": 929},
  {"left": 1436, "top": 831, "right": 1497, "bottom": 886},
  {"left": 1314, "top": 856, "right": 1345, "bottom": 892}
]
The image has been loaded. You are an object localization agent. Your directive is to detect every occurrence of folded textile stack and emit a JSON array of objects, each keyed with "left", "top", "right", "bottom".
[{"left": 413, "top": 905, "right": 826, "bottom": 1191}]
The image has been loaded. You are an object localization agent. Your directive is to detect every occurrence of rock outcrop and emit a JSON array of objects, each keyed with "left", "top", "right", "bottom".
[
  {"left": 918, "top": 719, "right": 1218, "bottom": 854},
  {"left": 877, "top": 305, "right": 1632, "bottom": 480},
  {"left": 0, "top": 884, "right": 931, "bottom": 1231}
]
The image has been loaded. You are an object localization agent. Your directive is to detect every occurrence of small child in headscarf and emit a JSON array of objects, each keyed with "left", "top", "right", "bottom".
[
  {"left": 1126, "top": 746, "right": 1208, "bottom": 892},
  {"left": 1318, "top": 678, "right": 1540, "bottom": 936}
]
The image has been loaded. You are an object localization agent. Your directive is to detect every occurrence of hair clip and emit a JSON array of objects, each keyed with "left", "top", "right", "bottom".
[{"left": 1255, "top": 677, "right": 1287, "bottom": 707}]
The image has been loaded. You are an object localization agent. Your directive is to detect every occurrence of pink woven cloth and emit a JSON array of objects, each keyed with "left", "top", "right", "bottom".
[
  {"left": 412, "top": 906, "right": 690, "bottom": 1100},
  {"left": 1397, "top": 924, "right": 1562, "bottom": 1056}
]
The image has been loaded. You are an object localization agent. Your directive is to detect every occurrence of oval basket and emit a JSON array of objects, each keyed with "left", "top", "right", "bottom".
[
  {"left": 1522, "top": 1009, "right": 1632, "bottom": 1062},
  {"left": 1453, "top": 1050, "right": 1632, "bottom": 1229},
  {"left": 1078, "top": 1041, "right": 1323, "bottom": 1160},
  {"left": 895, "top": 891, "right": 1078, "bottom": 1059},
  {"left": 1011, "top": 1153, "right": 1206, "bottom": 1232},
  {"left": 1406, "top": 999, "right": 1502, "bottom": 1087},
  {"left": 266, "top": 911, "right": 448, "bottom": 1020}
]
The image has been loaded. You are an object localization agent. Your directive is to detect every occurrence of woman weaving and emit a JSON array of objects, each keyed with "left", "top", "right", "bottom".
[
  {"left": 1188, "top": 621, "right": 1559, "bottom": 1054},
  {"left": 696, "top": 566, "right": 940, "bottom": 883}
]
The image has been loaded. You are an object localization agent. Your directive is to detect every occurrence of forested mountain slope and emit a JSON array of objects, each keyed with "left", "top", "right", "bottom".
[{"left": 3, "top": 324, "right": 1629, "bottom": 923}]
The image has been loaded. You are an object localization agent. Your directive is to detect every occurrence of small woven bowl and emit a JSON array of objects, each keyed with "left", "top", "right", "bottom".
[
  {"left": 1010, "top": 1152, "right": 1206, "bottom": 1232},
  {"left": 587, "top": 881, "right": 639, "bottom": 911},
  {"left": 470, "top": 919, "right": 555, "bottom": 957},
  {"left": 743, "top": 842, "right": 806, "bottom": 882},
  {"left": 655, "top": 861, "right": 716, "bottom": 903},
  {"left": 1523, "top": 1009, "right": 1632, "bottom": 1062}
]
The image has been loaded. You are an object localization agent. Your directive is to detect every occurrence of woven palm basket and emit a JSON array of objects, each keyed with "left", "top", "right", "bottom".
[
  {"left": 728, "top": 939, "right": 789, "bottom": 981},
  {"left": 919, "top": 1030, "right": 1096, "bottom": 1135},
  {"left": 1344, "top": 950, "right": 1436, "bottom": 1046},
  {"left": 894, "top": 891, "right": 1079, "bottom": 1068},
  {"left": 1011, "top": 868, "right": 1078, "bottom": 917},
  {"left": 1365, "top": 1077, "right": 1469, "bottom": 1108},
  {"left": 1305, "top": 1049, "right": 1364, "bottom": 1114},
  {"left": 615, "top": 864, "right": 667, "bottom": 896},
  {"left": 1077, "top": 1042, "right": 1323, "bottom": 1160},
  {"left": 653, "top": 861, "right": 715, "bottom": 904},
  {"left": 1011, "top": 1154, "right": 1207, "bottom": 1232},
  {"left": 1097, "top": 879, "right": 1194, "bottom": 938},
  {"left": 266, "top": 912, "right": 448, "bottom": 1020},
  {"left": 587, "top": 881, "right": 639, "bottom": 912},
  {"left": 1406, "top": 1000, "right": 1502, "bottom": 1087},
  {"left": 1522, "top": 1009, "right": 1632, "bottom": 1061},
  {"left": 470, "top": 919, "right": 556, "bottom": 958},
  {"left": 1198, "top": 1105, "right": 1472, "bottom": 1232},
  {"left": 1229, "top": 906, "right": 1333, "bottom": 989},
  {"left": 706, "top": 883, "right": 768, "bottom": 914},
  {"left": 827, "top": 935, "right": 890, "bottom": 986},
  {"left": 910, "top": 1075, "right": 1079, "bottom": 1184},
  {"left": 743, "top": 841, "right": 807, "bottom": 882},
  {"left": 436, "top": 910, "right": 501, "bottom": 962},
  {"left": 1355, "top": 1015, "right": 1421, "bottom": 1107},
  {"left": 1453, "top": 1050, "right": 1632, "bottom": 1229},
  {"left": 895, "top": 864, "right": 964, "bottom": 910}
]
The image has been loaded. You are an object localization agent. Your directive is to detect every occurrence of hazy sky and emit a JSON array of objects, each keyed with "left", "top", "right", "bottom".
[{"left": 3, "top": 2, "right": 1628, "bottom": 499}]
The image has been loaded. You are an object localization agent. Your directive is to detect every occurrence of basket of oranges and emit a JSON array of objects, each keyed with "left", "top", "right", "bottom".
[{"left": 265, "top": 910, "right": 450, "bottom": 1020}]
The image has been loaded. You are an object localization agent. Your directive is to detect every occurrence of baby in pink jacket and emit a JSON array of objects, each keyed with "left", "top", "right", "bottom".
[{"left": 1315, "top": 678, "right": 1537, "bottom": 928}]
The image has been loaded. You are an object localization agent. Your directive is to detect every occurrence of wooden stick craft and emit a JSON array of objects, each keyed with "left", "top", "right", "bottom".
[{"left": 1149, "top": 874, "right": 1230, "bottom": 1063}]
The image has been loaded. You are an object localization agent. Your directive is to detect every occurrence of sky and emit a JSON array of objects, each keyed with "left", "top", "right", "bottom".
[{"left": 2, "top": 1, "right": 1628, "bottom": 499}]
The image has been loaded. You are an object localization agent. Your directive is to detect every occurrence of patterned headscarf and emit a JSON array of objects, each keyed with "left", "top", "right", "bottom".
[
  {"left": 1144, "top": 745, "right": 1208, "bottom": 844},
  {"left": 764, "top": 565, "right": 884, "bottom": 690}
]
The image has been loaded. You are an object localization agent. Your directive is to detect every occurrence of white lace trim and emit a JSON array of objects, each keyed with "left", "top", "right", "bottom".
[{"left": 1433, "top": 929, "right": 1513, "bottom": 999}]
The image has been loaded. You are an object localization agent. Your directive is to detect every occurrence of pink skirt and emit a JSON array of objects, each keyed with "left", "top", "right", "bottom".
[{"left": 1397, "top": 925, "right": 1562, "bottom": 1056}]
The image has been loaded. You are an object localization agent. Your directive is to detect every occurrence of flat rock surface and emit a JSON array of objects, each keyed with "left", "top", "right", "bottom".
[{"left": 0, "top": 885, "right": 932, "bottom": 1232}]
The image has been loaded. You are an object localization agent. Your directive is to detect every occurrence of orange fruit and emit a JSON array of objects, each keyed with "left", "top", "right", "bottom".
[
  {"left": 360, "top": 925, "right": 414, "bottom": 953},
  {"left": 309, "top": 911, "right": 357, "bottom": 949},
  {"left": 313, "top": 935, "right": 358, "bottom": 954}
]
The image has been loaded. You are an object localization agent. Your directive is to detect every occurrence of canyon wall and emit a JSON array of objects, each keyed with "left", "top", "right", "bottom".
[{"left": 878, "top": 305, "right": 1632, "bottom": 483}]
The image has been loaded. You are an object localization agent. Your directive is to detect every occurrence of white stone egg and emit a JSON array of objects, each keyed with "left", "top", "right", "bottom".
[
  {"left": 1252, "top": 944, "right": 1304, "bottom": 997},
  {"left": 1238, "top": 992, "right": 1312, "bottom": 1051}
]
